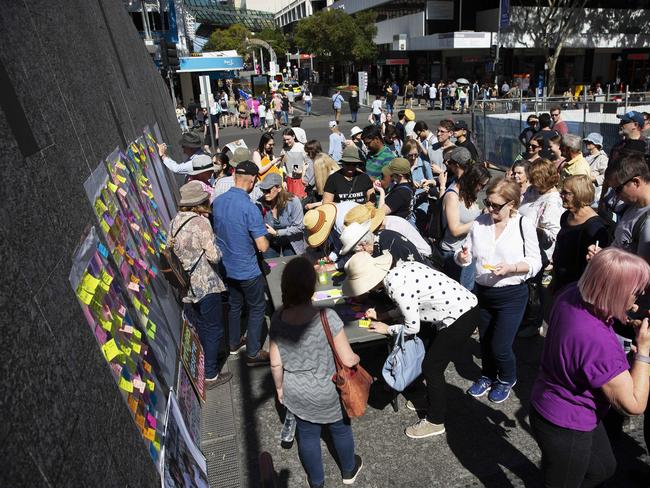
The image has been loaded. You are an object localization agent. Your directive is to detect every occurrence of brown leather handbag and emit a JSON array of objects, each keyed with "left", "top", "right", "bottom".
[{"left": 320, "top": 310, "right": 373, "bottom": 418}]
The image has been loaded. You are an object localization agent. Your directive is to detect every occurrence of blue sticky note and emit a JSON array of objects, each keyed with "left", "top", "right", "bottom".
[
  {"left": 151, "top": 201, "right": 158, "bottom": 209},
  {"left": 97, "top": 243, "right": 109, "bottom": 258},
  {"left": 151, "top": 265, "right": 158, "bottom": 275}
]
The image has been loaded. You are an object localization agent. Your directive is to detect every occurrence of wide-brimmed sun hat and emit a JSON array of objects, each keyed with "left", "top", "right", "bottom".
[
  {"left": 404, "top": 109, "right": 415, "bottom": 121},
  {"left": 339, "top": 145, "right": 363, "bottom": 164},
  {"left": 186, "top": 154, "right": 214, "bottom": 175},
  {"left": 344, "top": 203, "right": 386, "bottom": 233},
  {"left": 180, "top": 131, "right": 203, "bottom": 149},
  {"left": 179, "top": 180, "right": 209, "bottom": 206},
  {"left": 340, "top": 220, "right": 372, "bottom": 255},
  {"left": 304, "top": 204, "right": 337, "bottom": 247},
  {"left": 232, "top": 147, "right": 252, "bottom": 167},
  {"left": 342, "top": 251, "right": 393, "bottom": 297},
  {"left": 350, "top": 126, "right": 363, "bottom": 137},
  {"left": 584, "top": 132, "right": 604, "bottom": 148}
]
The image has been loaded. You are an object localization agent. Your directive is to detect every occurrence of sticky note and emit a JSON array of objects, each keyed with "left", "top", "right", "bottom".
[
  {"left": 116, "top": 161, "right": 126, "bottom": 170},
  {"left": 133, "top": 328, "right": 142, "bottom": 340},
  {"left": 99, "top": 317, "right": 113, "bottom": 332},
  {"left": 99, "top": 219, "right": 110, "bottom": 233},
  {"left": 97, "top": 243, "right": 109, "bottom": 258},
  {"left": 127, "top": 282, "right": 140, "bottom": 292},
  {"left": 135, "top": 413, "right": 145, "bottom": 430},
  {"left": 107, "top": 181, "right": 118, "bottom": 193},
  {"left": 133, "top": 377, "right": 146, "bottom": 393},
  {"left": 143, "top": 427, "right": 156, "bottom": 441},
  {"left": 80, "top": 272, "right": 100, "bottom": 295},
  {"left": 118, "top": 376, "right": 134, "bottom": 393},
  {"left": 146, "top": 413, "right": 157, "bottom": 430},
  {"left": 146, "top": 378, "right": 155, "bottom": 391},
  {"left": 140, "top": 304, "right": 149, "bottom": 316},
  {"left": 147, "top": 321, "right": 156, "bottom": 333},
  {"left": 332, "top": 271, "right": 344, "bottom": 277},
  {"left": 143, "top": 361, "right": 152, "bottom": 373},
  {"left": 116, "top": 174, "right": 127, "bottom": 184},
  {"left": 117, "top": 305, "right": 126, "bottom": 316},
  {"left": 142, "top": 232, "right": 151, "bottom": 242},
  {"left": 117, "top": 188, "right": 127, "bottom": 198},
  {"left": 94, "top": 198, "right": 108, "bottom": 217},
  {"left": 358, "top": 319, "right": 371, "bottom": 328},
  {"left": 132, "top": 297, "right": 142, "bottom": 311},
  {"left": 101, "top": 339, "right": 120, "bottom": 361},
  {"left": 76, "top": 287, "right": 93, "bottom": 305},
  {"left": 127, "top": 394, "right": 138, "bottom": 413},
  {"left": 131, "top": 342, "right": 141, "bottom": 354},
  {"left": 147, "top": 328, "right": 156, "bottom": 340},
  {"left": 98, "top": 270, "right": 113, "bottom": 292}
]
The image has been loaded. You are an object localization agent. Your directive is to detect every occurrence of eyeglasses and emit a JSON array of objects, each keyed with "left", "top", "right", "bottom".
[
  {"left": 551, "top": 113, "right": 560, "bottom": 117},
  {"left": 527, "top": 143, "right": 540, "bottom": 149},
  {"left": 483, "top": 198, "right": 510, "bottom": 211},
  {"left": 614, "top": 176, "right": 637, "bottom": 194},
  {"left": 406, "top": 153, "right": 418, "bottom": 159},
  {"left": 437, "top": 129, "right": 450, "bottom": 134},
  {"left": 261, "top": 186, "right": 278, "bottom": 194}
]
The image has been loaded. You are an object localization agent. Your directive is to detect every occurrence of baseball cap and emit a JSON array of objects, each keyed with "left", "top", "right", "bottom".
[
  {"left": 328, "top": 121, "right": 338, "bottom": 128},
  {"left": 381, "top": 157, "right": 411, "bottom": 176},
  {"left": 454, "top": 120, "right": 469, "bottom": 131},
  {"left": 443, "top": 146, "right": 473, "bottom": 166},
  {"left": 617, "top": 110, "right": 644, "bottom": 126},
  {"left": 258, "top": 172, "right": 283, "bottom": 190},
  {"left": 234, "top": 160, "right": 259, "bottom": 176}
]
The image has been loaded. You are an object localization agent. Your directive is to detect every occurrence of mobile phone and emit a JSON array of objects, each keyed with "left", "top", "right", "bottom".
[{"left": 293, "top": 164, "right": 298, "bottom": 172}]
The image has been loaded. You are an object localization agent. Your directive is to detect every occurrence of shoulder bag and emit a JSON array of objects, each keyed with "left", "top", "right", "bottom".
[
  {"left": 518, "top": 216, "right": 542, "bottom": 329},
  {"left": 382, "top": 326, "right": 425, "bottom": 392},
  {"left": 320, "top": 310, "right": 373, "bottom": 418}
]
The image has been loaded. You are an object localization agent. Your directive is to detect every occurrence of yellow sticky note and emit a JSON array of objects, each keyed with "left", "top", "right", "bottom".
[
  {"left": 94, "top": 198, "right": 108, "bottom": 217},
  {"left": 140, "top": 304, "right": 149, "bottom": 316},
  {"left": 143, "top": 427, "right": 156, "bottom": 441},
  {"left": 329, "top": 289, "right": 343, "bottom": 297},
  {"left": 147, "top": 328, "right": 156, "bottom": 340},
  {"left": 101, "top": 339, "right": 120, "bottom": 362},
  {"left": 121, "top": 345, "right": 132, "bottom": 357},
  {"left": 76, "top": 287, "right": 93, "bottom": 305},
  {"left": 116, "top": 174, "right": 127, "bottom": 184},
  {"left": 98, "top": 270, "right": 113, "bottom": 292},
  {"left": 153, "top": 440, "right": 161, "bottom": 451},
  {"left": 116, "top": 162, "right": 126, "bottom": 170},
  {"left": 358, "top": 319, "right": 371, "bottom": 328},
  {"left": 107, "top": 182, "right": 118, "bottom": 193},
  {"left": 100, "top": 219, "right": 110, "bottom": 233},
  {"left": 132, "top": 297, "right": 142, "bottom": 311},
  {"left": 147, "top": 321, "right": 156, "bottom": 333},
  {"left": 113, "top": 314, "right": 123, "bottom": 329},
  {"left": 131, "top": 342, "right": 141, "bottom": 354},
  {"left": 142, "top": 232, "right": 151, "bottom": 242},
  {"left": 80, "top": 272, "right": 100, "bottom": 294},
  {"left": 118, "top": 376, "right": 134, "bottom": 393},
  {"left": 99, "top": 317, "right": 113, "bottom": 332},
  {"left": 133, "top": 328, "right": 142, "bottom": 340},
  {"left": 146, "top": 379, "right": 155, "bottom": 391}
]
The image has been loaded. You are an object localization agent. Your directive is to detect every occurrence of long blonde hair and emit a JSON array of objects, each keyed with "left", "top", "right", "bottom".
[{"left": 313, "top": 154, "right": 340, "bottom": 195}]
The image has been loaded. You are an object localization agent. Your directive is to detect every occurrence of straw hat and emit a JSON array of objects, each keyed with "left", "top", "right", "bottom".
[
  {"left": 342, "top": 251, "right": 393, "bottom": 297},
  {"left": 404, "top": 109, "right": 415, "bottom": 121},
  {"left": 340, "top": 220, "right": 371, "bottom": 255},
  {"left": 344, "top": 203, "right": 385, "bottom": 233},
  {"left": 179, "top": 180, "right": 209, "bottom": 206},
  {"left": 303, "top": 204, "right": 337, "bottom": 247}
]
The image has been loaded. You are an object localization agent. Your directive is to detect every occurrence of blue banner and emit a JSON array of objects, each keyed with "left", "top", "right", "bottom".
[
  {"left": 178, "top": 56, "right": 244, "bottom": 73},
  {"left": 500, "top": 0, "right": 510, "bottom": 28}
]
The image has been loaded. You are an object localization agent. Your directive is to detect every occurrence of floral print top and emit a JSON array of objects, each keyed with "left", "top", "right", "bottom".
[{"left": 170, "top": 211, "right": 225, "bottom": 303}]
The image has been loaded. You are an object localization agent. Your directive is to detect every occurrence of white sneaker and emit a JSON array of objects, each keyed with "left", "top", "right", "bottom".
[{"left": 405, "top": 418, "right": 446, "bottom": 439}]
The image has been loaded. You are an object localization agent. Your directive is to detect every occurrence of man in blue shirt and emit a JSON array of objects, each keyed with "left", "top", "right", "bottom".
[
  {"left": 213, "top": 160, "right": 270, "bottom": 365},
  {"left": 331, "top": 90, "right": 344, "bottom": 125}
]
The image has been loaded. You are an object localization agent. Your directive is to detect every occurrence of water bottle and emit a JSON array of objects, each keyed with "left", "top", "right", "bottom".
[
  {"left": 280, "top": 410, "right": 296, "bottom": 449},
  {"left": 318, "top": 259, "right": 328, "bottom": 285}
]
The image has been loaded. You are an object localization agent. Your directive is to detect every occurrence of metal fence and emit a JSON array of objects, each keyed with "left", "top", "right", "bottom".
[{"left": 471, "top": 92, "right": 650, "bottom": 168}]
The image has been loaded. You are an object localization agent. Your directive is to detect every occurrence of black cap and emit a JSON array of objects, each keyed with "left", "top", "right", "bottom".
[
  {"left": 179, "top": 131, "right": 203, "bottom": 148},
  {"left": 454, "top": 120, "right": 469, "bottom": 131},
  {"left": 234, "top": 160, "right": 259, "bottom": 176}
]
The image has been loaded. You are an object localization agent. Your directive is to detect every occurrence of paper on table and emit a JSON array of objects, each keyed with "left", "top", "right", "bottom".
[{"left": 312, "top": 289, "right": 343, "bottom": 301}]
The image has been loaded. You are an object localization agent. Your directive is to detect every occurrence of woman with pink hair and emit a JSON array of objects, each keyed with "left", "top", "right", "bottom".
[{"left": 530, "top": 247, "right": 650, "bottom": 487}]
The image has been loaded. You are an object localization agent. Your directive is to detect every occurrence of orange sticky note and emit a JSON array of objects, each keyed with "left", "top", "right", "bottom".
[{"left": 143, "top": 427, "right": 156, "bottom": 441}]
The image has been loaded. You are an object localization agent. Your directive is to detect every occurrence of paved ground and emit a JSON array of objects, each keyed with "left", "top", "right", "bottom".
[{"left": 197, "top": 99, "right": 649, "bottom": 487}]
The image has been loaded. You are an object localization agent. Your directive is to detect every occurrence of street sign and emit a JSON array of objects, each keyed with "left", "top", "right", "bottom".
[{"left": 199, "top": 75, "right": 212, "bottom": 108}]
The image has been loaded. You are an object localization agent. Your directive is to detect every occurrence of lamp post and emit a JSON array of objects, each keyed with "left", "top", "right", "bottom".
[{"left": 616, "top": 55, "right": 622, "bottom": 86}]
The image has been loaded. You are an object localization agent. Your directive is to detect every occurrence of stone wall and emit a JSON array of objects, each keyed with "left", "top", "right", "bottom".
[{"left": 0, "top": 1, "right": 182, "bottom": 486}]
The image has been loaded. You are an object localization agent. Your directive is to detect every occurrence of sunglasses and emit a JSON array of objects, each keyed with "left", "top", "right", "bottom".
[
  {"left": 614, "top": 176, "right": 637, "bottom": 193},
  {"left": 483, "top": 198, "right": 510, "bottom": 211},
  {"left": 551, "top": 113, "right": 560, "bottom": 117},
  {"left": 406, "top": 153, "right": 418, "bottom": 159},
  {"left": 261, "top": 186, "right": 279, "bottom": 194},
  {"left": 527, "top": 143, "right": 540, "bottom": 149}
]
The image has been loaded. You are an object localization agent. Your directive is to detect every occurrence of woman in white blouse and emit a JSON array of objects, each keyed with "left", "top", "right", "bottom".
[
  {"left": 517, "top": 159, "right": 563, "bottom": 336},
  {"left": 342, "top": 252, "right": 479, "bottom": 440},
  {"left": 455, "top": 178, "right": 542, "bottom": 404}
]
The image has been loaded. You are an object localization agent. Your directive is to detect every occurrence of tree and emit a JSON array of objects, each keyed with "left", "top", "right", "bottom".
[
  {"left": 203, "top": 23, "right": 249, "bottom": 56},
  {"left": 294, "top": 9, "right": 377, "bottom": 81},
  {"left": 255, "top": 28, "right": 289, "bottom": 59},
  {"left": 513, "top": 0, "right": 588, "bottom": 96}
]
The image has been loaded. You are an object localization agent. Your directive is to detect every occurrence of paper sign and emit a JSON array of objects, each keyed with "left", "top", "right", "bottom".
[{"left": 358, "top": 319, "right": 371, "bottom": 328}]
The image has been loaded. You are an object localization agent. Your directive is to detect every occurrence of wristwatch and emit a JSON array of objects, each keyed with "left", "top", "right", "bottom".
[{"left": 634, "top": 353, "right": 650, "bottom": 364}]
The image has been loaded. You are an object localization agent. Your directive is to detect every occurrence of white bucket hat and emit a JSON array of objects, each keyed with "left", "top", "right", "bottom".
[
  {"left": 342, "top": 251, "right": 393, "bottom": 297},
  {"left": 339, "top": 220, "right": 371, "bottom": 255}
]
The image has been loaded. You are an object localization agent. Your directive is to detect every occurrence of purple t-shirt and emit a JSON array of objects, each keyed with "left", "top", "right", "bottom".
[{"left": 530, "top": 284, "right": 629, "bottom": 431}]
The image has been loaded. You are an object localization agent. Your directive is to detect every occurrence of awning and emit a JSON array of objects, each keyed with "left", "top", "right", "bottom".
[
  {"left": 178, "top": 56, "right": 244, "bottom": 73},
  {"left": 184, "top": 0, "right": 275, "bottom": 30}
]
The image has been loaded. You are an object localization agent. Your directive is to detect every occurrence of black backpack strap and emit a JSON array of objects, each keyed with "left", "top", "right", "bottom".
[
  {"left": 630, "top": 208, "right": 650, "bottom": 254},
  {"left": 171, "top": 214, "right": 205, "bottom": 273},
  {"left": 519, "top": 214, "right": 526, "bottom": 257},
  {"left": 171, "top": 215, "right": 198, "bottom": 238}
]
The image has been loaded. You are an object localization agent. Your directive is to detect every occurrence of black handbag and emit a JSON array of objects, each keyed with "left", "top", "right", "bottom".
[{"left": 518, "top": 217, "right": 542, "bottom": 328}]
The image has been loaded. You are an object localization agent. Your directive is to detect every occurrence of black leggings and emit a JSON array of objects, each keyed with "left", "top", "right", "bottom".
[
  {"left": 530, "top": 407, "right": 616, "bottom": 488},
  {"left": 420, "top": 306, "right": 479, "bottom": 424}
]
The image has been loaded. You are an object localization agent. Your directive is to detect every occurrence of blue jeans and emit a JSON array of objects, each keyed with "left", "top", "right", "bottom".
[
  {"left": 188, "top": 293, "right": 225, "bottom": 379},
  {"left": 281, "top": 110, "right": 289, "bottom": 125},
  {"left": 262, "top": 244, "right": 296, "bottom": 259},
  {"left": 475, "top": 283, "right": 528, "bottom": 384},
  {"left": 440, "top": 248, "right": 476, "bottom": 291},
  {"left": 351, "top": 110, "right": 358, "bottom": 123},
  {"left": 227, "top": 275, "right": 266, "bottom": 358},
  {"left": 296, "top": 416, "right": 355, "bottom": 486},
  {"left": 305, "top": 101, "right": 312, "bottom": 115}
]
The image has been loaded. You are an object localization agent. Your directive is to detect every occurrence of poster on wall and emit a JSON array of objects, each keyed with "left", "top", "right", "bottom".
[
  {"left": 84, "top": 159, "right": 180, "bottom": 387},
  {"left": 177, "top": 361, "right": 202, "bottom": 447},
  {"left": 162, "top": 393, "right": 209, "bottom": 488},
  {"left": 179, "top": 318, "right": 206, "bottom": 402},
  {"left": 69, "top": 227, "right": 167, "bottom": 468}
]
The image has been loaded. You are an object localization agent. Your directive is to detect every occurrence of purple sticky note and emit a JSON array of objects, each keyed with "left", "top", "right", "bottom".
[
  {"left": 146, "top": 412, "right": 157, "bottom": 429},
  {"left": 268, "top": 261, "right": 278, "bottom": 269}
]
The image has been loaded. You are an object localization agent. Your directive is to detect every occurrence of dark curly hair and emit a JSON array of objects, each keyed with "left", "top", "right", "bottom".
[
  {"left": 458, "top": 163, "right": 491, "bottom": 208},
  {"left": 281, "top": 257, "right": 317, "bottom": 308}
]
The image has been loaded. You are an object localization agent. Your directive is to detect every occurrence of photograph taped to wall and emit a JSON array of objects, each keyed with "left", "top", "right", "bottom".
[{"left": 176, "top": 361, "right": 202, "bottom": 448}]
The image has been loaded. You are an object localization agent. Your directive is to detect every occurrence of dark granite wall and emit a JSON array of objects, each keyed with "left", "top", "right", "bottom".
[{"left": 0, "top": 1, "right": 181, "bottom": 486}]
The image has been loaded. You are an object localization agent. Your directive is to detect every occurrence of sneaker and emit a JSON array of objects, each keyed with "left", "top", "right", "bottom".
[
  {"left": 229, "top": 336, "right": 247, "bottom": 355},
  {"left": 404, "top": 418, "right": 446, "bottom": 438},
  {"left": 342, "top": 455, "right": 363, "bottom": 485},
  {"left": 205, "top": 371, "right": 232, "bottom": 389},
  {"left": 517, "top": 325, "right": 541, "bottom": 338},
  {"left": 246, "top": 350, "right": 270, "bottom": 367},
  {"left": 488, "top": 380, "right": 517, "bottom": 404},
  {"left": 467, "top": 376, "right": 493, "bottom": 398}
]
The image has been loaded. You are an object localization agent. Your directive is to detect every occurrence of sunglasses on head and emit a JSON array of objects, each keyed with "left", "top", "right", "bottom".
[{"left": 483, "top": 198, "right": 509, "bottom": 211}]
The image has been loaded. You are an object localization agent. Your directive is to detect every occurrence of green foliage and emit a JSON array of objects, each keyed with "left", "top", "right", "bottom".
[
  {"left": 203, "top": 24, "right": 249, "bottom": 56},
  {"left": 255, "top": 27, "right": 289, "bottom": 58},
  {"left": 294, "top": 9, "right": 377, "bottom": 64}
]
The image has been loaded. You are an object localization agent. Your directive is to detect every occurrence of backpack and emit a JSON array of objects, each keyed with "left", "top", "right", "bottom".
[
  {"left": 159, "top": 216, "right": 205, "bottom": 292},
  {"left": 425, "top": 187, "right": 457, "bottom": 244}
]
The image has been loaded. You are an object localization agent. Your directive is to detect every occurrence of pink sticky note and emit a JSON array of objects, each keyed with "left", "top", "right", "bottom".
[
  {"left": 118, "top": 305, "right": 126, "bottom": 316},
  {"left": 94, "top": 325, "right": 107, "bottom": 344},
  {"left": 146, "top": 413, "right": 157, "bottom": 430},
  {"left": 268, "top": 261, "right": 278, "bottom": 268},
  {"left": 127, "top": 282, "right": 140, "bottom": 292}
]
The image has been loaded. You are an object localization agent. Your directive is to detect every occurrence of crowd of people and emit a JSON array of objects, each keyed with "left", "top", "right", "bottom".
[{"left": 158, "top": 101, "right": 650, "bottom": 487}]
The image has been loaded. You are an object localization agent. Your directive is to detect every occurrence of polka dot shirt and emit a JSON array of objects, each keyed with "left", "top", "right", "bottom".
[{"left": 383, "top": 261, "right": 478, "bottom": 335}]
